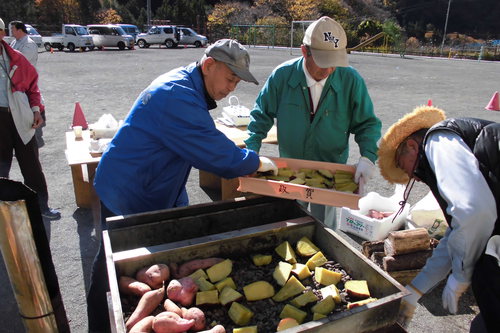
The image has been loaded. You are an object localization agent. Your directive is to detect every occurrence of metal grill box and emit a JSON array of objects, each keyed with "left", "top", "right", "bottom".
[{"left": 103, "top": 197, "right": 407, "bottom": 333}]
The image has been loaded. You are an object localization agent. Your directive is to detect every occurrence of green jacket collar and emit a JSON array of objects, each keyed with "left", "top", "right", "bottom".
[{"left": 287, "top": 57, "right": 343, "bottom": 94}]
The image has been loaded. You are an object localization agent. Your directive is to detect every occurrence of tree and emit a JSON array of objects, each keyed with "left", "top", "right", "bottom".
[
  {"left": 288, "top": 0, "right": 319, "bottom": 21},
  {"left": 319, "top": 0, "right": 350, "bottom": 24},
  {"left": 95, "top": 8, "right": 123, "bottom": 23},
  {"left": 156, "top": 0, "right": 208, "bottom": 26},
  {"left": 35, "top": 0, "right": 64, "bottom": 27}
]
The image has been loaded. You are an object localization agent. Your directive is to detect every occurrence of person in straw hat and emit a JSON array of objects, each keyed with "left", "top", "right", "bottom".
[
  {"left": 378, "top": 105, "right": 500, "bottom": 332},
  {"left": 245, "top": 16, "right": 381, "bottom": 230}
]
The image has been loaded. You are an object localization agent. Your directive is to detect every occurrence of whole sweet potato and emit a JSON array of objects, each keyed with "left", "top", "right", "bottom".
[
  {"left": 176, "top": 258, "right": 224, "bottom": 278},
  {"left": 183, "top": 307, "right": 206, "bottom": 331},
  {"left": 129, "top": 315, "right": 154, "bottom": 333},
  {"left": 119, "top": 276, "right": 152, "bottom": 297},
  {"left": 125, "top": 287, "right": 165, "bottom": 331},
  {"left": 166, "top": 277, "right": 198, "bottom": 306},
  {"left": 198, "top": 325, "right": 226, "bottom": 333},
  {"left": 152, "top": 311, "right": 195, "bottom": 333},
  {"left": 136, "top": 264, "right": 170, "bottom": 289},
  {"left": 163, "top": 298, "right": 182, "bottom": 317}
]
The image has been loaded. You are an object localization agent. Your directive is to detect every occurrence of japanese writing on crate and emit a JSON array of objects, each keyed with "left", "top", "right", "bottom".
[
  {"left": 306, "top": 188, "right": 314, "bottom": 199},
  {"left": 279, "top": 184, "right": 290, "bottom": 194}
]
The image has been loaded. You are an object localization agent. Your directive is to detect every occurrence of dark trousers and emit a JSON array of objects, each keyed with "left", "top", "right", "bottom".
[
  {"left": 0, "top": 111, "right": 50, "bottom": 211},
  {"left": 471, "top": 251, "right": 500, "bottom": 333},
  {"left": 87, "top": 202, "right": 115, "bottom": 333}
]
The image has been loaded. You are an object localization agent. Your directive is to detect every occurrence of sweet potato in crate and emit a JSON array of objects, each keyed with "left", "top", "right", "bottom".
[
  {"left": 102, "top": 197, "right": 407, "bottom": 332},
  {"left": 238, "top": 157, "right": 363, "bottom": 209}
]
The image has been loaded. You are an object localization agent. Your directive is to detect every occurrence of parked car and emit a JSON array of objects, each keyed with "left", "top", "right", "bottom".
[
  {"left": 179, "top": 27, "right": 208, "bottom": 48},
  {"left": 4, "top": 23, "right": 43, "bottom": 47},
  {"left": 136, "top": 25, "right": 180, "bottom": 48},
  {"left": 87, "top": 24, "right": 134, "bottom": 50},
  {"left": 116, "top": 24, "right": 141, "bottom": 42},
  {"left": 42, "top": 24, "right": 94, "bottom": 52}
]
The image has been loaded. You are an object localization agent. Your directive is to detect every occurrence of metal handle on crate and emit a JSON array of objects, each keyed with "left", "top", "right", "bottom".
[{"left": 228, "top": 95, "right": 239, "bottom": 107}]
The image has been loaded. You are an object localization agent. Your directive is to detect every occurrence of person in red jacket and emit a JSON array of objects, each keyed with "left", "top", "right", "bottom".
[{"left": 0, "top": 18, "right": 60, "bottom": 219}]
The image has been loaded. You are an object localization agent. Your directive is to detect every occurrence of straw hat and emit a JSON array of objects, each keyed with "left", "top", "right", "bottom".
[{"left": 378, "top": 105, "right": 446, "bottom": 184}]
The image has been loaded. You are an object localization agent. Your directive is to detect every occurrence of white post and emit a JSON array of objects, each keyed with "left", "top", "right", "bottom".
[{"left": 440, "top": 0, "right": 452, "bottom": 53}]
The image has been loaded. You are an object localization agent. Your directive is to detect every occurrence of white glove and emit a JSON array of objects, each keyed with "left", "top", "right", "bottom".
[
  {"left": 257, "top": 156, "right": 278, "bottom": 175},
  {"left": 442, "top": 274, "right": 470, "bottom": 314},
  {"left": 397, "top": 284, "right": 422, "bottom": 329},
  {"left": 354, "top": 156, "right": 376, "bottom": 184}
]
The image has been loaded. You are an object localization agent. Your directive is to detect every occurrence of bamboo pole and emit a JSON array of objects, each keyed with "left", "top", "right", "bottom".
[{"left": 0, "top": 200, "right": 58, "bottom": 332}]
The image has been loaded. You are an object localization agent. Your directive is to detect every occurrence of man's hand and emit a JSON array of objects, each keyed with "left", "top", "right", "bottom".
[
  {"left": 257, "top": 156, "right": 278, "bottom": 175},
  {"left": 354, "top": 156, "right": 376, "bottom": 184},
  {"left": 442, "top": 274, "right": 469, "bottom": 314},
  {"left": 32, "top": 111, "right": 44, "bottom": 128},
  {"left": 397, "top": 284, "right": 422, "bottom": 329}
]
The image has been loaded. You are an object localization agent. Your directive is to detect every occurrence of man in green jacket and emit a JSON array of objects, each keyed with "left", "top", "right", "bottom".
[{"left": 245, "top": 16, "right": 381, "bottom": 229}]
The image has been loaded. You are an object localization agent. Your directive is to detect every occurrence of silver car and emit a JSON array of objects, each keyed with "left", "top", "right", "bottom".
[{"left": 179, "top": 27, "right": 208, "bottom": 48}]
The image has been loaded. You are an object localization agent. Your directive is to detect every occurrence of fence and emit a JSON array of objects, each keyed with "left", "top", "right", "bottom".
[
  {"left": 206, "top": 24, "right": 500, "bottom": 62},
  {"left": 208, "top": 24, "right": 292, "bottom": 48},
  {"left": 360, "top": 45, "right": 500, "bottom": 61}
]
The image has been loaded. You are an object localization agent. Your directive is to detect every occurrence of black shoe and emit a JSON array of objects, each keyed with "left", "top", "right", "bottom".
[{"left": 41, "top": 208, "right": 61, "bottom": 220}]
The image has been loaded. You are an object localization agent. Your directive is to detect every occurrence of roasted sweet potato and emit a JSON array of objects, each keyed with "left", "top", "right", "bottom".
[
  {"left": 119, "top": 276, "right": 152, "bottom": 297},
  {"left": 176, "top": 258, "right": 224, "bottom": 278},
  {"left": 129, "top": 315, "right": 154, "bottom": 333},
  {"left": 163, "top": 298, "right": 182, "bottom": 317},
  {"left": 136, "top": 264, "right": 170, "bottom": 289},
  {"left": 198, "top": 325, "right": 226, "bottom": 333},
  {"left": 152, "top": 311, "right": 195, "bottom": 333},
  {"left": 125, "top": 287, "right": 165, "bottom": 331},
  {"left": 183, "top": 307, "right": 206, "bottom": 331},
  {"left": 167, "top": 277, "right": 198, "bottom": 306}
]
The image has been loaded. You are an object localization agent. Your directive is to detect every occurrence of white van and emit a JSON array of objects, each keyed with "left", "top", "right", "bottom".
[{"left": 87, "top": 24, "right": 134, "bottom": 50}]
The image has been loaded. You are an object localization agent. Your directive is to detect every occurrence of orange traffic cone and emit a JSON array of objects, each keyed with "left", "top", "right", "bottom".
[
  {"left": 427, "top": 99, "right": 432, "bottom": 106},
  {"left": 485, "top": 91, "right": 500, "bottom": 111},
  {"left": 72, "top": 102, "right": 88, "bottom": 129}
]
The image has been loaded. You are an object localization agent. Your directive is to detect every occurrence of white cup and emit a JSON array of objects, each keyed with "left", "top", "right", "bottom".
[
  {"left": 90, "top": 139, "right": 100, "bottom": 151},
  {"left": 73, "top": 126, "right": 83, "bottom": 140}
]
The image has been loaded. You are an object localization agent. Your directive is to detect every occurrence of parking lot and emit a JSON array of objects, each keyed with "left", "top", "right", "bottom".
[{"left": 1, "top": 45, "right": 499, "bottom": 332}]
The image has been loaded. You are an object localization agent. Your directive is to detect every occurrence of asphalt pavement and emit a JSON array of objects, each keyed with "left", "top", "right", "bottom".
[{"left": 1, "top": 44, "right": 499, "bottom": 332}]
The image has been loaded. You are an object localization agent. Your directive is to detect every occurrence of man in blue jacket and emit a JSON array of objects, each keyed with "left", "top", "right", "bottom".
[
  {"left": 245, "top": 17, "right": 381, "bottom": 229},
  {"left": 88, "top": 39, "right": 277, "bottom": 332}
]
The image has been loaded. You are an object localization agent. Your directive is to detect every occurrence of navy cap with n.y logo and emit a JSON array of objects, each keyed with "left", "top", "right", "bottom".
[{"left": 303, "top": 16, "right": 348, "bottom": 68}]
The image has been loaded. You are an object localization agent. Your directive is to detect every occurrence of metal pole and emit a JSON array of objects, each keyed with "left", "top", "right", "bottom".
[
  {"left": 0, "top": 200, "right": 58, "bottom": 332},
  {"left": 147, "top": 0, "right": 151, "bottom": 27},
  {"left": 440, "top": 0, "right": 452, "bottom": 53}
]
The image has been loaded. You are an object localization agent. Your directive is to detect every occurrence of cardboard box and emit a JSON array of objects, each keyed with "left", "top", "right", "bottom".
[
  {"left": 339, "top": 192, "right": 410, "bottom": 241},
  {"left": 238, "top": 157, "right": 362, "bottom": 209}
]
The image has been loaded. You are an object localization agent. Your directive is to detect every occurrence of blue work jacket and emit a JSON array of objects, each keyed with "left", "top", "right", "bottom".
[{"left": 94, "top": 63, "right": 259, "bottom": 215}]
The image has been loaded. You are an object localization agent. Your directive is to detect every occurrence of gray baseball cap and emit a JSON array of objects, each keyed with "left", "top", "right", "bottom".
[{"left": 205, "top": 39, "right": 259, "bottom": 85}]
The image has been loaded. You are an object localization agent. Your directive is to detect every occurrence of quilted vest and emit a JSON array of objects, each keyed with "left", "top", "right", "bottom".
[{"left": 414, "top": 118, "right": 499, "bottom": 236}]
